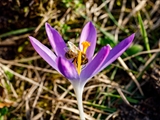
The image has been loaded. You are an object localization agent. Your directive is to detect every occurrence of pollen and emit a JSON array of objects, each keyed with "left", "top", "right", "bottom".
[{"left": 77, "top": 41, "right": 90, "bottom": 75}]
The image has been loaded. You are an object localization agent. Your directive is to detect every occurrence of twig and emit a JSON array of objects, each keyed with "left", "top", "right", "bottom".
[
  {"left": 0, "top": 58, "right": 57, "bottom": 74},
  {"left": 0, "top": 63, "right": 55, "bottom": 95},
  {"left": 122, "top": 0, "right": 147, "bottom": 26},
  {"left": 118, "top": 57, "right": 144, "bottom": 95},
  {"left": 123, "top": 48, "right": 160, "bottom": 61}
]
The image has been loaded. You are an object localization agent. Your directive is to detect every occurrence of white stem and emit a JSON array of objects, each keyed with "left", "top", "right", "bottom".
[{"left": 73, "top": 84, "right": 85, "bottom": 120}]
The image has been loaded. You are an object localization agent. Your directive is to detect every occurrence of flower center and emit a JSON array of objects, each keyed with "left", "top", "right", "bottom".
[{"left": 77, "top": 41, "right": 90, "bottom": 75}]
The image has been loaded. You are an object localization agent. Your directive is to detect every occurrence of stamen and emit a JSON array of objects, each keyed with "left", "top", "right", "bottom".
[
  {"left": 77, "top": 41, "right": 90, "bottom": 75},
  {"left": 81, "top": 41, "right": 90, "bottom": 54},
  {"left": 77, "top": 51, "right": 82, "bottom": 75}
]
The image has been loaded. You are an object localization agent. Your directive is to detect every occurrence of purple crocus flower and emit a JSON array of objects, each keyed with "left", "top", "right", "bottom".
[{"left": 29, "top": 22, "right": 134, "bottom": 119}]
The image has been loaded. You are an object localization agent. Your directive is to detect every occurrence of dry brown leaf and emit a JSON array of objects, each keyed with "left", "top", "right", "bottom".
[{"left": 0, "top": 102, "right": 13, "bottom": 108}]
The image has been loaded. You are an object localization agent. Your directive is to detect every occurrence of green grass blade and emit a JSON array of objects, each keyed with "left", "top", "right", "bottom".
[
  {"left": 137, "top": 11, "right": 151, "bottom": 57},
  {"left": 85, "top": 102, "right": 116, "bottom": 113},
  {"left": 0, "top": 27, "right": 35, "bottom": 38},
  {"left": 102, "top": 92, "right": 139, "bottom": 104}
]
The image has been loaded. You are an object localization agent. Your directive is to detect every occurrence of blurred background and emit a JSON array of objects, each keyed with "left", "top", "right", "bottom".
[{"left": 0, "top": 0, "right": 160, "bottom": 119}]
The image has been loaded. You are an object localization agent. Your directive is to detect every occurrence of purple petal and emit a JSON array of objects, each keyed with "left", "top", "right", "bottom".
[
  {"left": 29, "top": 36, "right": 58, "bottom": 71},
  {"left": 80, "top": 45, "right": 110, "bottom": 81},
  {"left": 97, "top": 33, "right": 135, "bottom": 73},
  {"left": 45, "top": 23, "right": 67, "bottom": 57},
  {"left": 79, "top": 22, "right": 97, "bottom": 60},
  {"left": 57, "top": 57, "right": 79, "bottom": 81}
]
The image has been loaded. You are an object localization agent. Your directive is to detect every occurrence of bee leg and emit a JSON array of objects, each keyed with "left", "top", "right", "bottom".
[{"left": 72, "top": 58, "right": 77, "bottom": 67}]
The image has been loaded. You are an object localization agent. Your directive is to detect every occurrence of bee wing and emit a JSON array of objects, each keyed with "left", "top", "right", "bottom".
[
  {"left": 67, "top": 41, "right": 79, "bottom": 54},
  {"left": 64, "top": 47, "right": 69, "bottom": 52}
]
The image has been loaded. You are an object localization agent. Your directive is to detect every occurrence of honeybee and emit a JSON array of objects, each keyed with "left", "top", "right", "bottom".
[{"left": 65, "top": 41, "right": 88, "bottom": 66}]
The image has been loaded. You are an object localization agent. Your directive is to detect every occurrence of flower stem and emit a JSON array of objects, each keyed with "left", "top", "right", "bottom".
[{"left": 73, "top": 84, "right": 85, "bottom": 120}]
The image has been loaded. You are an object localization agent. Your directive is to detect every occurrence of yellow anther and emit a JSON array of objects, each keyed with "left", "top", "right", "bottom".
[
  {"left": 77, "top": 51, "right": 82, "bottom": 75},
  {"left": 81, "top": 41, "right": 90, "bottom": 54},
  {"left": 77, "top": 41, "right": 90, "bottom": 75}
]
